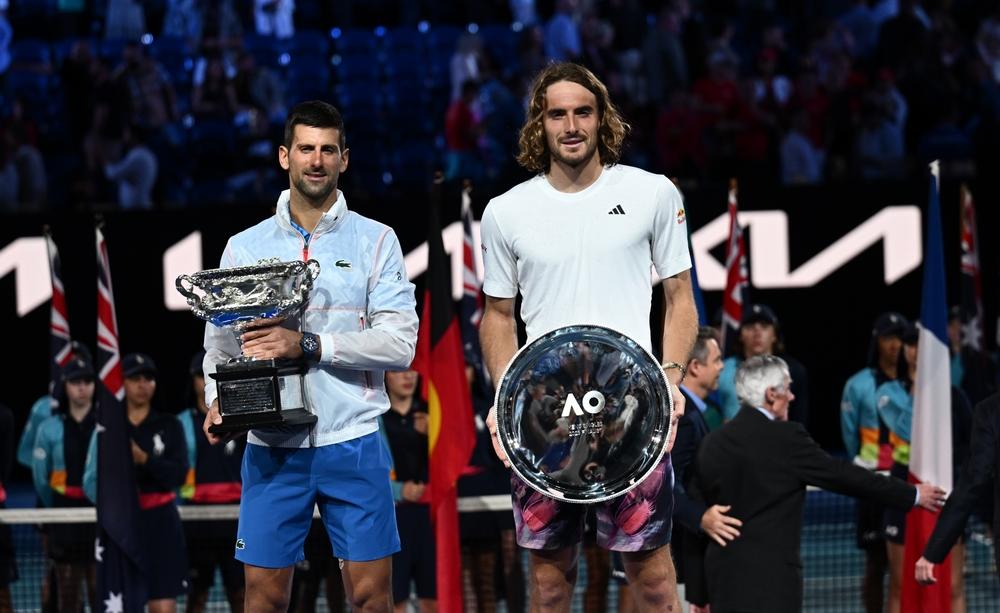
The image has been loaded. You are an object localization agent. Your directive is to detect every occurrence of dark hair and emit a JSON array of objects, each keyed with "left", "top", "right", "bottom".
[
  {"left": 517, "top": 62, "right": 630, "bottom": 173},
  {"left": 734, "top": 320, "right": 785, "bottom": 357},
  {"left": 896, "top": 337, "right": 917, "bottom": 391},
  {"left": 688, "top": 326, "right": 721, "bottom": 366},
  {"left": 283, "top": 100, "right": 346, "bottom": 149}
]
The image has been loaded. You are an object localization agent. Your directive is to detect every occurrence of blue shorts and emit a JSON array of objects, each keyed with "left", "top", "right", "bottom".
[{"left": 236, "top": 432, "right": 400, "bottom": 568}]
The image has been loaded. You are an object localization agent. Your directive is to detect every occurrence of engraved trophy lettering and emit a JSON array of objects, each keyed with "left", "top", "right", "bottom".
[{"left": 176, "top": 258, "right": 321, "bottom": 433}]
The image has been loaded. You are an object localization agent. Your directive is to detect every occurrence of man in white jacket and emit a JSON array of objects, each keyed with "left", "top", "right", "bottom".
[{"left": 202, "top": 100, "right": 417, "bottom": 612}]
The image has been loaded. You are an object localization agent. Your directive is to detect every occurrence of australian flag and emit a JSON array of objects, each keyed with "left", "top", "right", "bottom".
[
  {"left": 720, "top": 179, "right": 749, "bottom": 356},
  {"left": 44, "top": 229, "right": 73, "bottom": 394},
  {"left": 94, "top": 225, "right": 147, "bottom": 612},
  {"left": 958, "top": 184, "right": 984, "bottom": 351},
  {"left": 459, "top": 185, "right": 489, "bottom": 388}
]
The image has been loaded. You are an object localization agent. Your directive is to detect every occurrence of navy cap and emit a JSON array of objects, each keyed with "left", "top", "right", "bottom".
[
  {"left": 122, "top": 353, "right": 157, "bottom": 378},
  {"left": 62, "top": 356, "right": 95, "bottom": 381},
  {"left": 872, "top": 312, "right": 909, "bottom": 338},
  {"left": 901, "top": 321, "right": 919, "bottom": 344},
  {"left": 190, "top": 350, "right": 206, "bottom": 377},
  {"left": 68, "top": 341, "right": 93, "bottom": 365},
  {"left": 741, "top": 304, "right": 779, "bottom": 327}
]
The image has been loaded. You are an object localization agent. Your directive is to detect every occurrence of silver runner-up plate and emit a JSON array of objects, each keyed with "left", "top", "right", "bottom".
[{"left": 494, "top": 325, "right": 673, "bottom": 504}]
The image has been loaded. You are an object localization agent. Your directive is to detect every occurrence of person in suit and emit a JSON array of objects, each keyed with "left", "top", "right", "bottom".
[
  {"left": 671, "top": 326, "right": 739, "bottom": 612},
  {"left": 693, "top": 355, "right": 946, "bottom": 613},
  {"left": 916, "top": 391, "right": 1000, "bottom": 584}
]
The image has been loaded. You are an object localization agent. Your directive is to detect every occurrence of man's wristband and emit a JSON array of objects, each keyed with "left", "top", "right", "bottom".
[{"left": 661, "top": 361, "right": 687, "bottom": 382}]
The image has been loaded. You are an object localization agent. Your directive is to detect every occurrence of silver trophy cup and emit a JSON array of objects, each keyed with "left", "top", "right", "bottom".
[
  {"left": 494, "top": 325, "right": 673, "bottom": 503},
  {"left": 176, "top": 258, "right": 321, "bottom": 433}
]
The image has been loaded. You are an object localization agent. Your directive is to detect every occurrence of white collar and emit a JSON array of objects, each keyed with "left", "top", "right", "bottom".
[
  {"left": 275, "top": 189, "right": 348, "bottom": 235},
  {"left": 754, "top": 406, "right": 776, "bottom": 421}
]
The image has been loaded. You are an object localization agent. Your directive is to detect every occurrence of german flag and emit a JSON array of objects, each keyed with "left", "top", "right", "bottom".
[{"left": 412, "top": 178, "right": 476, "bottom": 613}]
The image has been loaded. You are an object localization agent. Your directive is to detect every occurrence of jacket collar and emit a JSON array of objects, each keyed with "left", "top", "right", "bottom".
[
  {"left": 740, "top": 404, "right": 776, "bottom": 422},
  {"left": 274, "top": 189, "right": 349, "bottom": 236},
  {"left": 679, "top": 386, "right": 709, "bottom": 433}
]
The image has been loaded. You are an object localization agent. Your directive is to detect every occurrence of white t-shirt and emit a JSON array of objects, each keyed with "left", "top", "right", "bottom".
[{"left": 480, "top": 164, "right": 691, "bottom": 352}]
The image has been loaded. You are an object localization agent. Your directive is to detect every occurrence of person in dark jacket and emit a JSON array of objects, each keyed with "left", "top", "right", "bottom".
[
  {"left": 917, "top": 392, "right": 1000, "bottom": 584},
  {"left": 177, "top": 351, "right": 245, "bottom": 612},
  {"left": 693, "top": 355, "right": 946, "bottom": 613},
  {"left": 381, "top": 368, "right": 435, "bottom": 612},
  {"left": 84, "top": 353, "right": 189, "bottom": 613},
  {"left": 671, "top": 326, "right": 738, "bottom": 611},
  {"left": 32, "top": 357, "right": 98, "bottom": 611}
]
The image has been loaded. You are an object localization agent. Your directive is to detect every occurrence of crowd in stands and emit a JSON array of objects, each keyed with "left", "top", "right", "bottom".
[{"left": 0, "top": 0, "right": 999, "bottom": 211}]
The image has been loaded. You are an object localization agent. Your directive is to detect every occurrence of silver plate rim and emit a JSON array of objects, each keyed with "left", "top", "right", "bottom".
[{"left": 493, "top": 324, "right": 673, "bottom": 504}]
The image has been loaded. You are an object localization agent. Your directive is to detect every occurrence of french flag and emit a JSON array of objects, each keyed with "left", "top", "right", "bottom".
[{"left": 901, "top": 161, "right": 952, "bottom": 611}]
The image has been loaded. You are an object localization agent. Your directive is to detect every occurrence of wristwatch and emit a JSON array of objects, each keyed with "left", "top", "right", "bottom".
[{"left": 300, "top": 332, "right": 321, "bottom": 361}]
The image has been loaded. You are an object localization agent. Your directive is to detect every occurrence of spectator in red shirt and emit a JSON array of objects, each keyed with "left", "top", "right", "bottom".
[
  {"left": 444, "top": 80, "right": 483, "bottom": 182},
  {"left": 656, "top": 91, "right": 707, "bottom": 176},
  {"left": 692, "top": 51, "right": 743, "bottom": 173},
  {"left": 788, "top": 66, "right": 830, "bottom": 150}
]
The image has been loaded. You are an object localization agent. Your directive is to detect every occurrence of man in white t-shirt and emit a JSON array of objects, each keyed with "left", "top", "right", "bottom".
[{"left": 480, "top": 62, "right": 698, "bottom": 612}]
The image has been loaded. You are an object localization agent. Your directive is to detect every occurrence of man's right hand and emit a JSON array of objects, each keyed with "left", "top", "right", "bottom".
[
  {"left": 486, "top": 406, "right": 510, "bottom": 468},
  {"left": 401, "top": 481, "right": 426, "bottom": 503},
  {"left": 700, "top": 504, "right": 742, "bottom": 546},
  {"left": 915, "top": 483, "right": 947, "bottom": 512},
  {"left": 203, "top": 400, "right": 225, "bottom": 445}
]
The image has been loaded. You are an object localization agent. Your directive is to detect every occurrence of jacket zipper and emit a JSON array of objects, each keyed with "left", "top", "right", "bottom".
[
  {"left": 302, "top": 223, "right": 328, "bottom": 261},
  {"left": 301, "top": 231, "right": 315, "bottom": 446}
]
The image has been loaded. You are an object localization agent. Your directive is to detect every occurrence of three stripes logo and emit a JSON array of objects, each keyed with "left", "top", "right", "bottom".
[{"left": 608, "top": 205, "right": 626, "bottom": 215}]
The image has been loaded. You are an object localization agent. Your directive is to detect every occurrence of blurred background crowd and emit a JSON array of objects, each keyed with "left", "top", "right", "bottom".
[{"left": 1, "top": 0, "right": 1000, "bottom": 210}]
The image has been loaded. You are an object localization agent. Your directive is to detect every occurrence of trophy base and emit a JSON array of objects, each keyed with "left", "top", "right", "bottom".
[
  {"left": 208, "top": 408, "right": 318, "bottom": 434},
  {"left": 209, "top": 358, "right": 316, "bottom": 434}
]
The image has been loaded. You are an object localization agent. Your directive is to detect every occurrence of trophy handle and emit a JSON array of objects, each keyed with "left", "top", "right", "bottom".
[
  {"left": 176, "top": 274, "right": 199, "bottom": 301},
  {"left": 303, "top": 259, "right": 321, "bottom": 291}
]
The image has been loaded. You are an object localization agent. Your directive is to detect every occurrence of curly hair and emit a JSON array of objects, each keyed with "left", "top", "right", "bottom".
[{"left": 516, "top": 63, "right": 631, "bottom": 173}]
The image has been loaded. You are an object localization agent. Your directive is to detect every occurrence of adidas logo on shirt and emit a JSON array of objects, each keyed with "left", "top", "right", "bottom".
[{"left": 608, "top": 205, "right": 626, "bottom": 215}]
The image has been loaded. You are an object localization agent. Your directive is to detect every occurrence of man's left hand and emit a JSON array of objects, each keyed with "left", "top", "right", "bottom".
[
  {"left": 241, "top": 317, "right": 303, "bottom": 360},
  {"left": 666, "top": 382, "right": 686, "bottom": 452},
  {"left": 130, "top": 440, "right": 148, "bottom": 465},
  {"left": 915, "top": 557, "right": 937, "bottom": 584}
]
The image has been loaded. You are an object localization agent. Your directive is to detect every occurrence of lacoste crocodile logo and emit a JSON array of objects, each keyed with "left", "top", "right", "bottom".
[{"left": 335, "top": 260, "right": 352, "bottom": 269}]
